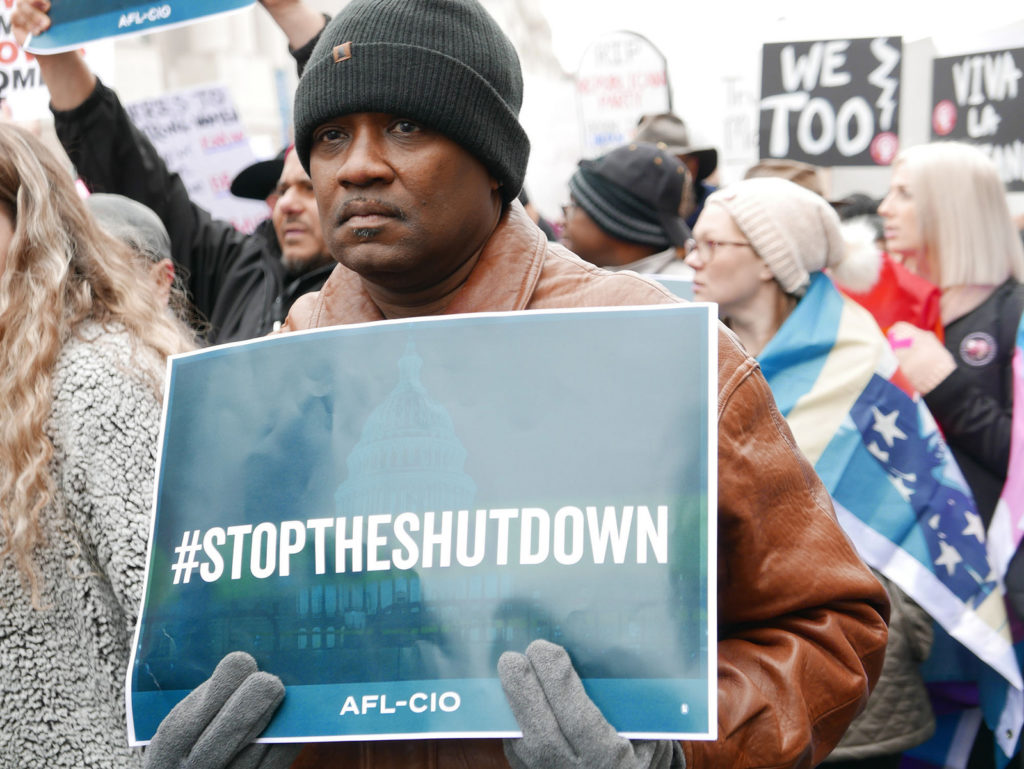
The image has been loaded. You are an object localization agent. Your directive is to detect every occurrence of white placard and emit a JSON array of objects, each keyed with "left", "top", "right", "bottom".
[
  {"left": 575, "top": 30, "right": 671, "bottom": 159},
  {"left": 125, "top": 83, "right": 271, "bottom": 233}
]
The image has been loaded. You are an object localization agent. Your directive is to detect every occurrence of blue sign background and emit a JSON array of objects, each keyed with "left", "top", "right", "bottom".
[
  {"left": 25, "top": 0, "right": 256, "bottom": 53},
  {"left": 651, "top": 275, "right": 694, "bottom": 300},
  {"left": 128, "top": 306, "right": 715, "bottom": 742}
]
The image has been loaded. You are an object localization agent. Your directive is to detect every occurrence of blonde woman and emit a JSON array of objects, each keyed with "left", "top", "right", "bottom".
[
  {"left": 879, "top": 145, "right": 1024, "bottom": 769},
  {"left": 880, "top": 141, "right": 1024, "bottom": 526},
  {"left": 685, "top": 177, "right": 1010, "bottom": 768},
  {"left": 0, "top": 124, "right": 194, "bottom": 767}
]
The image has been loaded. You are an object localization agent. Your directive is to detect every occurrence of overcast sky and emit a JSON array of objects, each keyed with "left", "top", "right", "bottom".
[{"left": 536, "top": 0, "right": 1024, "bottom": 74}]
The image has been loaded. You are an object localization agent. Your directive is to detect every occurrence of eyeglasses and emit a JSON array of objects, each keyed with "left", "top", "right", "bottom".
[{"left": 689, "top": 238, "right": 752, "bottom": 262}]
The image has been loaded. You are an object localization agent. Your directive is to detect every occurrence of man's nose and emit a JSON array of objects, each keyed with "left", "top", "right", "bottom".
[
  {"left": 337, "top": 128, "right": 394, "bottom": 187},
  {"left": 278, "top": 189, "right": 303, "bottom": 212}
]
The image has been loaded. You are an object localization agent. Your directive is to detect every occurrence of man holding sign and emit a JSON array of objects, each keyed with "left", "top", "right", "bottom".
[
  {"left": 19, "top": 2, "right": 888, "bottom": 768},
  {"left": 134, "top": 2, "right": 887, "bottom": 768}
]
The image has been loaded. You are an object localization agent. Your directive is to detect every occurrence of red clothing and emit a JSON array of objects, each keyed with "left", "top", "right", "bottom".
[{"left": 840, "top": 252, "right": 943, "bottom": 340}]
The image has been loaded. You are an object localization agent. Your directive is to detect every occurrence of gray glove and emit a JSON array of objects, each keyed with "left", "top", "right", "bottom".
[
  {"left": 498, "top": 639, "right": 684, "bottom": 769},
  {"left": 143, "top": 651, "right": 303, "bottom": 769}
]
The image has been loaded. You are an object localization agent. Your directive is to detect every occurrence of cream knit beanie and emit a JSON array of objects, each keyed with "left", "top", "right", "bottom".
[{"left": 704, "top": 177, "right": 846, "bottom": 297}]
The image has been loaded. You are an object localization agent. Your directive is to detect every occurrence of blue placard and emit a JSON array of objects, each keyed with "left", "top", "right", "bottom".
[
  {"left": 126, "top": 305, "right": 717, "bottom": 744},
  {"left": 23, "top": 0, "right": 257, "bottom": 53},
  {"left": 649, "top": 274, "right": 694, "bottom": 301}
]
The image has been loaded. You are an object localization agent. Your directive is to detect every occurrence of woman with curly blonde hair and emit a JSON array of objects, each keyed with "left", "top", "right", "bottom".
[{"left": 0, "top": 123, "right": 194, "bottom": 767}]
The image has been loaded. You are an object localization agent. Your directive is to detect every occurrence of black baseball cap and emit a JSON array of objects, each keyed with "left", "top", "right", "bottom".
[{"left": 229, "top": 146, "right": 289, "bottom": 201}]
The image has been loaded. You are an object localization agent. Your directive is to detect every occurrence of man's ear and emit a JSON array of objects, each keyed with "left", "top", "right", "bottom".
[{"left": 489, "top": 175, "right": 505, "bottom": 211}]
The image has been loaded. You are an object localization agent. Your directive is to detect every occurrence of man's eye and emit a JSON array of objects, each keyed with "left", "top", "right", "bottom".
[
  {"left": 315, "top": 127, "right": 344, "bottom": 143},
  {"left": 393, "top": 120, "right": 420, "bottom": 134}
]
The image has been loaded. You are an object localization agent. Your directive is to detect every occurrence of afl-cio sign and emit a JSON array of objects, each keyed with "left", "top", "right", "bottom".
[{"left": 119, "top": 4, "right": 172, "bottom": 28}]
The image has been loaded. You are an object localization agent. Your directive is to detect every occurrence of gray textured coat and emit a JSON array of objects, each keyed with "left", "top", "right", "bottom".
[
  {"left": 0, "top": 323, "right": 161, "bottom": 768},
  {"left": 826, "top": 571, "right": 935, "bottom": 761}
]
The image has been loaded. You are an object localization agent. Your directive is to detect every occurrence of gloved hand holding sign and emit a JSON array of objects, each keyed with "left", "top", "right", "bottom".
[
  {"left": 143, "top": 652, "right": 302, "bottom": 769},
  {"left": 498, "top": 639, "right": 685, "bottom": 769}
]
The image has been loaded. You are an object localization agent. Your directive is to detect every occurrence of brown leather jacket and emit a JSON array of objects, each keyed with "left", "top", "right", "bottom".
[{"left": 282, "top": 203, "right": 890, "bottom": 769}]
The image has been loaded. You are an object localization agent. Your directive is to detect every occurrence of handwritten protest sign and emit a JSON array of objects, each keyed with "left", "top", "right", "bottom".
[
  {"left": 126, "top": 305, "right": 717, "bottom": 744},
  {"left": 759, "top": 37, "right": 902, "bottom": 166},
  {"left": 0, "top": 0, "right": 113, "bottom": 122},
  {"left": 931, "top": 46, "right": 1024, "bottom": 191},
  {"left": 22, "top": 0, "right": 256, "bottom": 53},
  {"left": 126, "top": 84, "right": 269, "bottom": 233},
  {"left": 576, "top": 31, "right": 671, "bottom": 158}
]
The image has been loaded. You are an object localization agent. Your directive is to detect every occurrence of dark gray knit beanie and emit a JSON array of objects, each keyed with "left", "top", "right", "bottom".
[
  {"left": 568, "top": 143, "right": 691, "bottom": 249},
  {"left": 293, "top": 0, "right": 529, "bottom": 203}
]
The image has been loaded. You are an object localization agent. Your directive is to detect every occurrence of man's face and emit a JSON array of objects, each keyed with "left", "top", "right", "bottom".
[
  {"left": 272, "top": 151, "right": 328, "bottom": 273},
  {"left": 560, "top": 200, "right": 618, "bottom": 267},
  {"left": 308, "top": 113, "right": 500, "bottom": 294},
  {"left": 681, "top": 154, "right": 701, "bottom": 185}
]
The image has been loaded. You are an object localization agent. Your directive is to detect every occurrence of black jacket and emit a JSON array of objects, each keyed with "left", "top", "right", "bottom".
[
  {"left": 925, "top": 278, "right": 1024, "bottom": 524},
  {"left": 52, "top": 80, "right": 332, "bottom": 345}
]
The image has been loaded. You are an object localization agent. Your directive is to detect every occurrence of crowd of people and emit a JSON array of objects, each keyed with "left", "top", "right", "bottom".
[{"left": 1, "top": 0, "right": 1022, "bottom": 768}]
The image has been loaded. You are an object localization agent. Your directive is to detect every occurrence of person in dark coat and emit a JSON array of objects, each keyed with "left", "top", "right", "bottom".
[{"left": 14, "top": 0, "right": 332, "bottom": 345}]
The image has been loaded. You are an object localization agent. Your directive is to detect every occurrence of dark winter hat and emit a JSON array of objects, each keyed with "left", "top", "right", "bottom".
[
  {"left": 568, "top": 142, "right": 691, "bottom": 250},
  {"left": 293, "top": 0, "right": 529, "bottom": 203}
]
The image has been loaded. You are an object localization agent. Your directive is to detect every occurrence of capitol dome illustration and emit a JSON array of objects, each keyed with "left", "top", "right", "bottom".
[{"left": 335, "top": 340, "right": 476, "bottom": 517}]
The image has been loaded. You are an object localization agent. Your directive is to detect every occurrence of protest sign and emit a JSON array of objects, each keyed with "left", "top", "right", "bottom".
[
  {"left": 0, "top": 1, "right": 113, "bottom": 122},
  {"left": 931, "top": 46, "right": 1024, "bottom": 191},
  {"left": 126, "top": 305, "right": 717, "bottom": 744},
  {"left": 650, "top": 274, "right": 694, "bottom": 300},
  {"left": 759, "top": 37, "right": 902, "bottom": 166},
  {"left": 22, "top": 0, "right": 256, "bottom": 53},
  {"left": 125, "top": 84, "right": 269, "bottom": 233},
  {"left": 0, "top": 1, "right": 45, "bottom": 118},
  {"left": 576, "top": 31, "right": 671, "bottom": 158}
]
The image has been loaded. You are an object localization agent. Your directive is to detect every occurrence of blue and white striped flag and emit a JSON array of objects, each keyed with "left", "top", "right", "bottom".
[{"left": 758, "top": 273, "right": 1022, "bottom": 768}]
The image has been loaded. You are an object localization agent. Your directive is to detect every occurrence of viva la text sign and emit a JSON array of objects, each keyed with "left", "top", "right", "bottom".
[{"left": 931, "top": 46, "right": 1024, "bottom": 191}]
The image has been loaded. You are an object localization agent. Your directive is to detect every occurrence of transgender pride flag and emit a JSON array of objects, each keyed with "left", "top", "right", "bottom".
[{"left": 758, "top": 273, "right": 1023, "bottom": 767}]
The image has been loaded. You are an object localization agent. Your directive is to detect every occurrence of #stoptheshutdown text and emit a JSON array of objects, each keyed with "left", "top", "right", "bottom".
[{"left": 169, "top": 504, "right": 672, "bottom": 584}]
